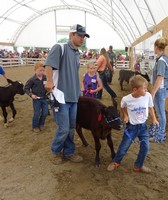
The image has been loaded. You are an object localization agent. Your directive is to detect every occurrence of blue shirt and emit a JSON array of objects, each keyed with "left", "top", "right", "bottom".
[
  {"left": 0, "top": 66, "right": 5, "bottom": 75},
  {"left": 45, "top": 41, "right": 81, "bottom": 103},
  {"left": 152, "top": 54, "right": 168, "bottom": 89}
]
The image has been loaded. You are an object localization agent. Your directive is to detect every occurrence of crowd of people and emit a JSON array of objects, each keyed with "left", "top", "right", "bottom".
[
  {"left": 0, "top": 48, "right": 48, "bottom": 60},
  {"left": 1, "top": 24, "right": 168, "bottom": 174},
  {"left": 0, "top": 45, "right": 128, "bottom": 65}
]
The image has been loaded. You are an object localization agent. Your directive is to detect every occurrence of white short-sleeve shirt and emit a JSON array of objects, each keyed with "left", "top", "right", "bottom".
[{"left": 121, "top": 92, "right": 153, "bottom": 125}]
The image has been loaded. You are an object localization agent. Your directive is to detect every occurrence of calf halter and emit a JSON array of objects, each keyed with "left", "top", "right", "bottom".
[
  {"left": 97, "top": 112, "right": 120, "bottom": 125},
  {"left": 105, "top": 116, "right": 121, "bottom": 125}
]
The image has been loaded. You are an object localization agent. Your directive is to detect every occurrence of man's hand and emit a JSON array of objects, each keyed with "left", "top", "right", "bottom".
[
  {"left": 45, "top": 81, "right": 54, "bottom": 92},
  {"left": 45, "top": 66, "right": 54, "bottom": 92}
]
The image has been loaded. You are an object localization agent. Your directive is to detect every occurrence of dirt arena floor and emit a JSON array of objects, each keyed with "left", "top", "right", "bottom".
[{"left": 0, "top": 66, "right": 168, "bottom": 200}]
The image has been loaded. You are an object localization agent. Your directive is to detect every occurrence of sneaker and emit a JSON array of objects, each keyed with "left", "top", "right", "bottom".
[
  {"left": 107, "top": 162, "right": 120, "bottom": 171},
  {"left": 52, "top": 153, "right": 63, "bottom": 165},
  {"left": 32, "top": 128, "right": 40, "bottom": 133},
  {"left": 65, "top": 154, "right": 83, "bottom": 163},
  {"left": 133, "top": 166, "right": 151, "bottom": 173}
]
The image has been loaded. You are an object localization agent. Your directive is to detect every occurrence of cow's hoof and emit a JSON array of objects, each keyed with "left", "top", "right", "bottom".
[
  {"left": 4, "top": 123, "right": 8, "bottom": 128},
  {"left": 95, "top": 163, "right": 100, "bottom": 168},
  {"left": 9, "top": 117, "right": 14, "bottom": 123},
  {"left": 83, "top": 143, "right": 89, "bottom": 147},
  {"left": 95, "top": 161, "right": 100, "bottom": 167}
]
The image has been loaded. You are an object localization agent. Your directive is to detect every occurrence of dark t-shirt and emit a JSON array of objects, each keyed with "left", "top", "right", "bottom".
[{"left": 107, "top": 51, "right": 116, "bottom": 66}]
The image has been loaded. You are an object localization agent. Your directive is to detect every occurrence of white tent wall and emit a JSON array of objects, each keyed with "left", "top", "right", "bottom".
[
  {"left": 86, "top": 14, "right": 124, "bottom": 50},
  {"left": 15, "top": 12, "right": 57, "bottom": 48},
  {"left": 0, "top": 0, "right": 168, "bottom": 49},
  {"left": 15, "top": 10, "right": 124, "bottom": 49}
]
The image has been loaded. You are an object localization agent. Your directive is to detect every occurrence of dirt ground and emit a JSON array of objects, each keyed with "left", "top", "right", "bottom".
[{"left": 0, "top": 66, "right": 168, "bottom": 200}]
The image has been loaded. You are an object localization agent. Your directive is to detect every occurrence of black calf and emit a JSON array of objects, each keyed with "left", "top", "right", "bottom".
[
  {"left": 0, "top": 79, "right": 25, "bottom": 126},
  {"left": 76, "top": 96, "right": 122, "bottom": 166}
]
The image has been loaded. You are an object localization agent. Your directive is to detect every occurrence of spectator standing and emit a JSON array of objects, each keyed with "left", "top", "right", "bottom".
[
  {"left": 0, "top": 66, "right": 8, "bottom": 80},
  {"left": 107, "top": 45, "right": 116, "bottom": 67},
  {"left": 151, "top": 37, "right": 168, "bottom": 143},
  {"left": 87, "top": 50, "right": 93, "bottom": 59},
  {"left": 0, "top": 50, "right": 5, "bottom": 58},
  {"left": 125, "top": 53, "right": 129, "bottom": 68},
  {"left": 44, "top": 24, "right": 90, "bottom": 164},
  {"left": 107, "top": 75, "right": 159, "bottom": 173},
  {"left": 24, "top": 62, "right": 48, "bottom": 133},
  {"left": 125, "top": 53, "right": 129, "bottom": 61},
  {"left": 107, "top": 45, "right": 116, "bottom": 83},
  {"left": 134, "top": 59, "right": 141, "bottom": 73},
  {"left": 81, "top": 61, "right": 103, "bottom": 98},
  {"left": 97, "top": 48, "right": 116, "bottom": 99}
]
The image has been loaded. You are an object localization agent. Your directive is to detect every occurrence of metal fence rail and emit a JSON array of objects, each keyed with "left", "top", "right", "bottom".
[{"left": 0, "top": 58, "right": 130, "bottom": 69}]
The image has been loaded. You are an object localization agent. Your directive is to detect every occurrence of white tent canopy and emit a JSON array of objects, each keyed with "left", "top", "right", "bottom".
[{"left": 0, "top": 0, "right": 168, "bottom": 49}]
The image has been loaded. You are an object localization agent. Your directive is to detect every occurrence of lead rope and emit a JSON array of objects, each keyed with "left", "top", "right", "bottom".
[{"left": 123, "top": 122, "right": 146, "bottom": 144}]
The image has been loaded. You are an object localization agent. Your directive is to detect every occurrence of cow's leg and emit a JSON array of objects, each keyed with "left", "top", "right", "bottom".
[
  {"left": 76, "top": 124, "right": 89, "bottom": 146},
  {"left": 1, "top": 106, "right": 8, "bottom": 126},
  {"left": 93, "top": 135, "right": 101, "bottom": 167},
  {"left": 9, "top": 103, "right": 16, "bottom": 122},
  {"left": 120, "top": 80, "right": 124, "bottom": 90},
  {"left": 106, "top": 134, "right": 116, "bottom": 159}
]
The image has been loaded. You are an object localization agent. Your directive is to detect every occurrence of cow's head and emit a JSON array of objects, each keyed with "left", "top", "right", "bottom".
[
  {"left": 7, "top": 79, "right": 25, "bottom": 95},
  {"left": 102, "top": 106, "right": 123, "bottom": 130},
  {"left": 142, "top": 73, "right": 150, "bottom": 82},
  {"left": 135, "top": 72, "right": 150, "bottom": 82}
]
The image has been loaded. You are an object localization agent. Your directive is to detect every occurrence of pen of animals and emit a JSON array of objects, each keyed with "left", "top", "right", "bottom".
[{"left": 0, "top": 65, "right": 168, "bottom": 200}]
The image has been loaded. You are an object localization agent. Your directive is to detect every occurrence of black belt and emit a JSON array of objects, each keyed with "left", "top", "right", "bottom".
[{"left": 98, "top": 71, "right": 103, "bottom": 73}]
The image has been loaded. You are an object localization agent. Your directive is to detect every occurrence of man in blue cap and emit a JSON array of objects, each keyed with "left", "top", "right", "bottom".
[
  {"left": 107, "top": 45, "right": 116, "bottom": 83},
  {"left": 45, "top": 24, "right": 90, "bottom": 164}
]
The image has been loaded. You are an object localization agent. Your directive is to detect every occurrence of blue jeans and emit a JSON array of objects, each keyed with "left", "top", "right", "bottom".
[
  {"left": 51, "top": 102, "right": 77, "bottom": 156},
  {"left": 113, "top": 122, "right": 149, "bottom": 168},
  {"left": 32, "top": 99, "right": 48, "bottom": 128},
  {"left": 105, "top": 68, "right": 113, "bottom": 83},
  {"left": 154, "top": 88, "right": 166, "bottom": 141},
  {"left": 97, "top": 72, "right": 116, "bottom": 98}
]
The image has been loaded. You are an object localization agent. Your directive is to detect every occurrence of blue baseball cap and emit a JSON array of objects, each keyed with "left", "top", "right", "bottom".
[{"left": 70, "top": 24, "right": 90, "bottom": 38}]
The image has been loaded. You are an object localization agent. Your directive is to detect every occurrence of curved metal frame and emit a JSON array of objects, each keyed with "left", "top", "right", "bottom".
[
  {"left": 11, "top": 5, "right": 131, "bottom": 46},
  {"left": 0, "top": 0, "right": 157, "bottom": 47}
]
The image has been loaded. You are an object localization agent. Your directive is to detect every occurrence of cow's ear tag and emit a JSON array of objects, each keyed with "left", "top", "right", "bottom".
[{"left": 98, "top": 112, "right": 102, "bottom": 122}]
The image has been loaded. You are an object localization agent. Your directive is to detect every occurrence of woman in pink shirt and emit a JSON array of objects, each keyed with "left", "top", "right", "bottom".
[{"left": 96, "top": 48, "right": 116, "bottom": 99}]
